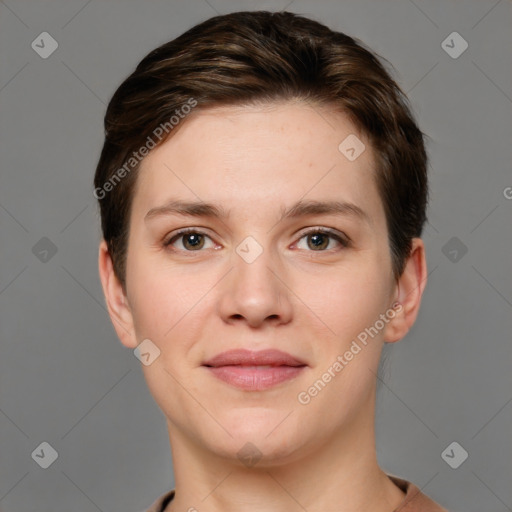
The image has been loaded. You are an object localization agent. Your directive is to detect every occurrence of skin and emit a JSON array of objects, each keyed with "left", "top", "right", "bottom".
[{"left": 99, "top": 100, "right": 427, "bottom": 512}]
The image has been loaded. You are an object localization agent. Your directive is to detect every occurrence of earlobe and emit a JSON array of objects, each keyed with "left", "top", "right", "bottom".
[
  {"left": 98, "top": 240, "right": 138, "bottom": 348},
  {"left": 383, "top": 238, "right": 427, "bottom": 343}
]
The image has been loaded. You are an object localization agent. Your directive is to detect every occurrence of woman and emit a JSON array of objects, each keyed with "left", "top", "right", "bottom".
[{"left": 94, "top": 10, "right": 448, "bottom": 512}]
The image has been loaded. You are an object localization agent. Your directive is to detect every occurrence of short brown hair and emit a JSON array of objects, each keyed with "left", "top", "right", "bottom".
[{"left": 94, "top": 10, "right": 428, "bottom": 287}]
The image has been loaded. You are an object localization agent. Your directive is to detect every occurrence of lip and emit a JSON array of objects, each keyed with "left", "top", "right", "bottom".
[{"left": 202, "top": 349, "right": 307, "bottom": 391}]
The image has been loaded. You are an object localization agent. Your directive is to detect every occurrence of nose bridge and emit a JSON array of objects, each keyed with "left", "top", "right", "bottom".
[
  {"left": 217, "top": 233, "right": 293, "bottom": 326},
  {"left": 233, "top": 233, "right": 280, "bottom": 301}
]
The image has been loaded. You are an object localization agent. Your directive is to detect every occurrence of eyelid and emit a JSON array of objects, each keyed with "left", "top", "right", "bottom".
[
  {"left": 294, "top": 226, "right": 351, "bottom": 248},
  {"left": 163, "top": 227, "right": 216, "bottom": 247}
]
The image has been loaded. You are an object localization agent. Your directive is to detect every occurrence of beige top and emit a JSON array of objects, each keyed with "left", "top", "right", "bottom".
[{"left": 144, "top": 474, "right": 449, "bottom": 511}]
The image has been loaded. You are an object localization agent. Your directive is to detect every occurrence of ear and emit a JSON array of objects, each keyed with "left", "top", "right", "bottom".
[
  {"left": 98, "top": 239, "right": 138, "bottom": 349},
  {"left": 383, "top": 238, "right": 427, "bottom": 343}
]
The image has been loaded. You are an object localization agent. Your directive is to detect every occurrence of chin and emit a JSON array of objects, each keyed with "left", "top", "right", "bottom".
[
  {"left": 220, "top": 405, "right": 293, "bottom": 435},
  {"left": 205, "top": 408, "right": 310, "bottom": 466}
]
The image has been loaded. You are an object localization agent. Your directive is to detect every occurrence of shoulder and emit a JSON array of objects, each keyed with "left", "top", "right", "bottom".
[
  {"left": 143, "top": 489, "right": 175, "bottom": 512},
  {"left": 144, "top": 478, "right": 449, "bottom": 512},
  {"left": 388, "top": 474, "right": 449, "bottom": 512}
]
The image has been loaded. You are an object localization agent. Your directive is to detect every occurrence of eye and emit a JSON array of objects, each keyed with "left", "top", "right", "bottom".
[
  {"left": 295, "top": 228, "right": 350, "bottom": 251},
  {"left": 163, "top": 227, "right": 350, "bottom": 253},
  {"left": 163, "top": 228, "right": 216, "bottom": 252}
]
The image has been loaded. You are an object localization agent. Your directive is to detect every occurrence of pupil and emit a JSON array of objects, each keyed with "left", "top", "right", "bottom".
[
  {"left": 310, "top": 233, "right": 327, "bottom": 250},
  {"left": 186, "top": 234, "right": 203, "bottom": 249}
]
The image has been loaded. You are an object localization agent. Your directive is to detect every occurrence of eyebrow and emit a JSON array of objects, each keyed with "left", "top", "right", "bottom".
[{"left": 144, "top": 198, "right": 370, "bottom": 225}]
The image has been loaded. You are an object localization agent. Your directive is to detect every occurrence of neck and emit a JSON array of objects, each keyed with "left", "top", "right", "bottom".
[{"left": 165, "top": 396, "right": 404, "bottom": 512}]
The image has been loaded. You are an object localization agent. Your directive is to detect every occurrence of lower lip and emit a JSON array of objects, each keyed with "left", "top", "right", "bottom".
[{"left": 205, "top": 365, "right": 306, "bottom": 390}]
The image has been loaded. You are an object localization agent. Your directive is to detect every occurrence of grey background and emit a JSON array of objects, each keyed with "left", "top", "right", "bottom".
[{"left": 0, "top": 0, "right": 511, "bottom": 511}]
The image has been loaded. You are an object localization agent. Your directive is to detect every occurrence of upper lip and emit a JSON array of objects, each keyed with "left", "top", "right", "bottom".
[{"left": 203, "top": 349, "right": 307, "bottom": 367}]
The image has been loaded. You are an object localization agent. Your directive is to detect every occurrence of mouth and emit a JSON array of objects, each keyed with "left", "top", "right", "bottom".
[{"left": 202, "top": 349, "right": 307, "bottom": 391}]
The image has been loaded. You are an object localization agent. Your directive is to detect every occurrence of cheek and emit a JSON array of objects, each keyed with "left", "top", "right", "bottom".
[
  {"left": 298, "top": 260, "right": 390, "bottom": 340},
  {"left": 126, "top": 255, "right": 214, "bottom": 353},
  {"left": 292, "top": 268, "right": 388, "bottom": 422}
]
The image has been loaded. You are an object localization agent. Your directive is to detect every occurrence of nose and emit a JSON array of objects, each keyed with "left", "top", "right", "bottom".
[{"left": 216, "top": 241, "right": 293, "bottom": 328}]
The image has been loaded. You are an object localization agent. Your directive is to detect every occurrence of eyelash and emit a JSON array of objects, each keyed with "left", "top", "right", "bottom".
[{"left": 163, "top": 227, "right": 351, "bottom": 253}]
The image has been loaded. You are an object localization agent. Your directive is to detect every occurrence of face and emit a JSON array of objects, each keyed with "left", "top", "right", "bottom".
[{"left": 116, "top": 101, "right": 403, "bottom": 465}]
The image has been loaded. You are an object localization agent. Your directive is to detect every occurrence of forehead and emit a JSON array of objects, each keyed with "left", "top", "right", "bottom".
[{"left": 132, "top": 101, "right": 384, "bottom": 226}]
